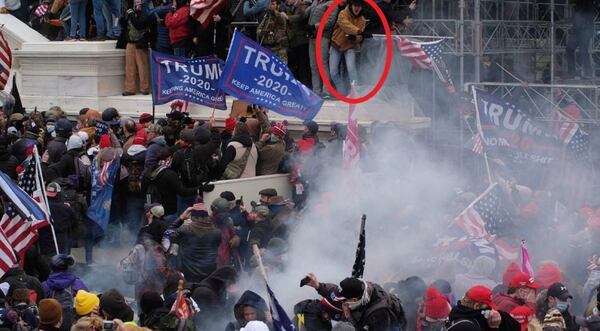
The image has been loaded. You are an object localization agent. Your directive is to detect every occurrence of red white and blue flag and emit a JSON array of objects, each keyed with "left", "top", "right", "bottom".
[
  {"left": 521, "top": 240, "right": 534, "bottom": 277},
  {"left": 0, "top": 31, "right": 11, "bottom": 90},
  {"left": 397, "top": 37, "right": 455, "bottom": 93},
  {"left": 266, "top": 283, "right": 295, "bottom": 331},
  {"left": 343, "top": 87, "right": 360, "bottom": 170}
]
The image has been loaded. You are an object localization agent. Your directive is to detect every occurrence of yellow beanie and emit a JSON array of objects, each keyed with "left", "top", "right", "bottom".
[{"left": 74, "top": 290, "right": 100, "bottom": 317}]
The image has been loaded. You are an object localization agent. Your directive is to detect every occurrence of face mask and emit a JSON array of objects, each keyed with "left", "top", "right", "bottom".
[
  {"left": 46, "top": 125, "right": 55, "bottom": 133},
  {"left": 556, "top": 301, "right": 569, "bottom": 313}
]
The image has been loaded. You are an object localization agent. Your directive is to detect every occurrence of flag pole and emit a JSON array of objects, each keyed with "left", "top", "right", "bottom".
[
  {"left": 33, "top": 146, "right": 59, "bottom": 255},
  {"left": 252, "top": 243, "right": 268, "bottom": 283},
  {"left": 471, "top": 86, "right": 493, "bottom": 184}
]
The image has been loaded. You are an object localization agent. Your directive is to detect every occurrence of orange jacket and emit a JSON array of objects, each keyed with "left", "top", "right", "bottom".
[{"left": 330, "top": 7, "right": 366, "bottom": 51}]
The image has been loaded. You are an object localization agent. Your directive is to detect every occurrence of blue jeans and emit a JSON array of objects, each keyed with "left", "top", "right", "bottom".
[
  {"left": 329, "top": 46, "right": 359, "bottom": 95},
  {"left": 69, "top": 0, "right": 87, "bottom": 38},
  {"left": 93, "top": 0, "right": 122, "bottom": 37},
  {"left": 309, "top": 37, "right": 331, "bottom": 96}
]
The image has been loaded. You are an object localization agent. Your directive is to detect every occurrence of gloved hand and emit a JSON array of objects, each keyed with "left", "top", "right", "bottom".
[{"left": 0, "top": 7, "right": 8, "bottom": 13}]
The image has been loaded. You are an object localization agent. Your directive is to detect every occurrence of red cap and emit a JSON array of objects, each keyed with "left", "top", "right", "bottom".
[
  {"left": 424, "top": 288, "right": 450, "bottom": 320},
  {"left": 224, "top": 117, "right": 236, "bottom": 132},
  {"left": 509, "top": 272, "right": 540, "bottom": 289},
  {"left": 272, "top": 122, "right": 288, "bottom": 139},
  {"left": 510, "top": 305, "right": 534, "bottom": 331},
  {"left": 503, "top": 262, "right": 521, "bottom": 287},
  {"left": 139, "top": 113, "right": 154, "bottom": 124},
  {"left": 466, "top": 285, "right": 496, "bottom": 309},
  {"left": 99, "top": 134, "right": 112, "bottom": 149}
]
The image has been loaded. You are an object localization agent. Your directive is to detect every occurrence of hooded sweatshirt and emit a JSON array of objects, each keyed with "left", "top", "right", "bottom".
[
  {"left": 42, "top": 272, "right": 88, "bottom": 298},
  {"left": 225, "top": 291, "right": 269, "bottom": 331},
  {"left": 447, "top": 302, "right": 520, "bottom": 331}
]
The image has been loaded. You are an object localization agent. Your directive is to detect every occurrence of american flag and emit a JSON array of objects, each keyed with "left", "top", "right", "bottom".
[
  {"left": 454, "top": 184, "right": 517, "bottom": 260},
  {"left": 397, "top": 37, "right": 455, "bottom": 93},
  {"left": 343, "top": 87, "right": 360, "bottom": 169},
  {"left": 472, "top": 133, "right": 484, "bottom": 155},
  {"left": 266, "top": 283, "right": 295, "bottom": 331},
  {"left": 567, "top": 128, "right": 589, "bottom": 161},
  {"left": 550, "top": 109, "right": 579, "bottom": 145},
  {"left": 0, "top": 147, "right": 49, "bottom": 257},
  {"left": 351, "top": 215, "right": 366, "bottom": 278},
  {"left": 0, "top": 31, "right": 11, "bottom": 90},
  {"left": 33, "top": 3, "right": 49, "bottom": 17},
  {"left": 190, "top": 0, "right": 226, "bottom": 28}
]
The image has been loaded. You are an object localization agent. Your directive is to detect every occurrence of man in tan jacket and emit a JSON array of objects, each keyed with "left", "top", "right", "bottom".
[{"left": 329, "top": 0, "right": 366, "bottom": 95}]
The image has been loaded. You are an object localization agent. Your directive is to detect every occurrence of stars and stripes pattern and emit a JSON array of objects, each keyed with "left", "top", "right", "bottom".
[
  {"left": 550, "top": 109, "right": 579, "bottom": 145},
  {"left": 567, "top": 128, "right": 589, "bottom": 161},
  {"left": 0, "top": 148, "right": 49, "bottom": 259},
  {"left": 0, "top": 31, "right": 12, "bottom": 90},
  {"left": 343, "top": 87, "right": 360, "bottom": 170},
  {"left": 33, "top": 3, "right": 49, "bottom": 17},
  {"left": 453, "top": 184, "right": 517, "bottom": 260},
  {"left": 351, "top": 215, "right": 366, "bottom": 278},
  {"left": 397, "top": 37, "right": 455, "bottom": 92},
  {"left": 472, "top": 133, "right": 484, "bottom": 155},
  {"left": 190, "top": 0, "right": 226, "bottom": 28},
  {"left": 266, "top": 283, "right": 295, "bottom": 331}
]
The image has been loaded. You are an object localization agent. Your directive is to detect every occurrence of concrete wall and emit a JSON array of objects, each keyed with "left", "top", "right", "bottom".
[{"left": 202, "top": 174, "right": 292, "bottom": 209}]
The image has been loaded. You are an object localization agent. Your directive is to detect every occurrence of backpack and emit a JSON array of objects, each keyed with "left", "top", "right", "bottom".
[
  {"left": 51, "top": 286, "right": 75, "bottom": 331},
  {"left": 74, "top": 151, "right": 92, "bottom": 191},
  {"left": 179, "top": 147, "right": 200, "bottom": 186},
  {"left": 445, "top": 319, "right": 481, "bottom": 331},
  {"left": 361, "top": 286, "right": 407, "bottom": 330},
  {"left": 222, "top": 146, "right": 252, "bottom": 180}
]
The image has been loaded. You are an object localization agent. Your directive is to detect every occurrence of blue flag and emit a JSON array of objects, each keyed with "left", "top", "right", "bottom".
[
  {"left": 150, "top": 51, "right": 227, "bottom": 109},
  {"left": 87, "top": 157, "right": 120, "bottom": 238},
  {"left": 266, "top": 283, "right": 295, "bottom": 331},
  {"left": 219, "top": 31, "right": 323, "bottom": 121}
]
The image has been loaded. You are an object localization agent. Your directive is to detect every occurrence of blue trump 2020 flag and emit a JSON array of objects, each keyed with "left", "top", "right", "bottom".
[
  {"left": 151, "top": 51, "right": 227, "bottom": 110},
  {"left": 87, "top": 157, "right": 120, "bottom": 238},
  {"left": 219, "top": 31, "right": 323, "bottom": 121}
]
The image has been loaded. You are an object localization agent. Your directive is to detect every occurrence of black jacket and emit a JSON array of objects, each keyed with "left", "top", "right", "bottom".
[
  {"left": 38, "top": 197, "right": 76, "bottom": 256},
  {"left": 226, "top": 290, "right": 271, "bottom": 331},
  {"left": 0, "top": 146, "right": 19, "bottom": 180},
  {"left": 447, "top": 302, "right": 520, "bottom": 331},
  {"left": 247, "top": 219, "right": 272, "bottom": 249},
  {"left": 191, "top": 7, "right": 232, "bottom": 60},
  {"left": 174, "top": 217, "right": 222, "bottom": 282},
  {"left": 46, "top": 148, "right": 83, "bottom": 182},
  {"left": 0, "top": 267, "right": 45, "bottom": 303},
  {"left": 147, "top": 167, "right": 198, "bottom": 215},
  {"left": 293, "top": 299, "right": 333, "bottom": 331},
  {"left": 46, "top": 136, "right": 68, "bottom": 164}
]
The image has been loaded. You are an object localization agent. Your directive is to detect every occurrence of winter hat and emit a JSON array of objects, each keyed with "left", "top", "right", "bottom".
[
  {"left": 542, "top": 308, "right": 566, "bottom": 329},
  {"left": 139, "top": 291, "right": 163, "bottom": 315},
  {"left": 510, "top": 305, "right": 534, "bottom": 331},
  {"left": 503, "top": 262, "right": 521, "bottom": 287},
  {"left": 234, "top": 119, "right": 250, "bottom": 137},
  {"left": 74, "top": 290, "right": 100, "bottom": 317},
  {"left": 139, "top": 113, "right": 154, "bottom": 124},
  {"left": 259, "top": 188, "right": 278, "bottom": 197},
  {"left": 46, "top": 182, "right": 61, "bottom": 198},
  {"left": 424, "top": 287, "right": 451, "bottom": 320},
  {"left": 99, "top": 289, "right": 130, "bottom": 319},
  {"left": 509, "top": 272, "right": 540, "bottom": 289},
  {"left": 102, "top": 107, "right": 120, "bottom": 124},
  {"left": 194, "top": 124, "right": 211, "bottom": 144},
  {"left": 211, "top": 198, "right": 230, "bottom": 214},
  {"left": 465, "top": 285, "right": 496, "bottom": 309},
  {"left": 535, "top": 262, "right": 563, "bottom": 288},
  {"left": 220, "top": 191, "right": 236, "bottom": 202},
  {"left": 304, "top": 120, "right": 319, "bottom": 135},
  {"left": 179, "top": 128, "right": 195, "bottom": 143},
  {"left": 332, "top": 322, "right": 355, "bottom": 331},
  {"left": 50, "top": 254, "right": 75, "bottom": 271},
  {"left": 253, "top": 205, "right": 270, "bottom": 218},
  {"left": 132, "top": 136, "right": 146, "bottom": 146},
  {"left": 149, "top": 205, "right": 165, "bottom": 218},
  {"left": 191, "top": 203, "right": 209, "bottom": 218},
  {"left": 39, "top": 298, "right": 62, "bottom": 326},
  {"left": 240, "top": 321, "right": 269, "bottom": 331},
  {"left": 271, "top": 122, "right": 288, "bottom": 139},
  {"left": 338, "top": 277, "right": 364, "bottom": 299},
  {"left": 224, "top": 117, "right": 236, "bottom": 132},
  {"left": 67, "top": 135, "right": 84, "bottom": 151},
  {"left": 99, "top": 134, "right": 111, "bottom": 149}
]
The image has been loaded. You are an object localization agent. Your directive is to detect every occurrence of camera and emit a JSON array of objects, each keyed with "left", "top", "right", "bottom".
[{"left": 103, "top": 321, "right": 114, "bottom": 331}]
